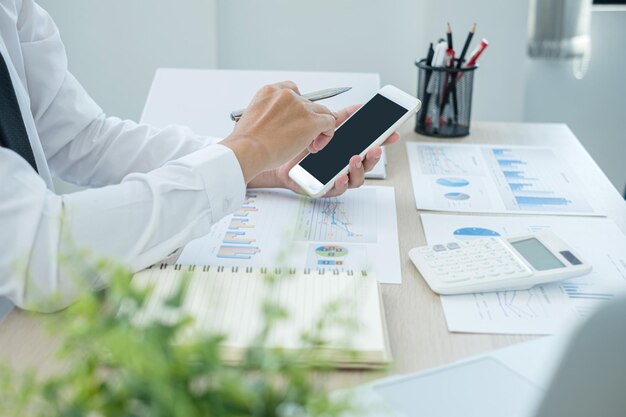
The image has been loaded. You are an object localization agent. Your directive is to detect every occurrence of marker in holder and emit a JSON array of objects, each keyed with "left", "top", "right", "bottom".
[{"left": 415, "top": 58, "right": 477, "bottom": 138}]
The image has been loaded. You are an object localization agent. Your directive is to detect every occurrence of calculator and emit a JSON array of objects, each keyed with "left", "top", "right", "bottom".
[{"left": 408, "top": 231, "right": 592, "bottom": 295}]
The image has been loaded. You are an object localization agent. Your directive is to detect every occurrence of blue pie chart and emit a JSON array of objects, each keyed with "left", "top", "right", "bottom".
[
  {"left": 444, "top": 192, "right": 471, "bottom": 201},
  {"left": 436, "top": 177, "right": 470, "bottom": 187},
  {"left": 453, "top": 227, "right": 501, "bottom": 237}
]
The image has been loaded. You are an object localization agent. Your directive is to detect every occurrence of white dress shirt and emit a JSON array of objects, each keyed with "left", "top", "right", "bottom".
[{"left": 0, "top": 0, "right": 246, "bottom": 312}]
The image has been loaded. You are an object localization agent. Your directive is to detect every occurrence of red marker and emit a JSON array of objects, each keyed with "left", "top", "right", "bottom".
[{"left": 465, "top": 39, "right": 489, "bottom": 67}]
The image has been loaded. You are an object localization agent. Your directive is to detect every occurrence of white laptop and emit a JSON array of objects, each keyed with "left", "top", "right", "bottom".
[{"left": 346, "top": 295, "right": 626, "bottom": 417}]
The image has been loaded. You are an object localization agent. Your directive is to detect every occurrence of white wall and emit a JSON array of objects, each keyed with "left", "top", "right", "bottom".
[
  {"left": 217, "top": 0, "right": 529, "bottom": 122},
  {"left": 38, "top": 0, "right": 218, "bottom": 121},
  {"left": 524, "top": 9, "right": 626, "bottom": 194},
  {"left": 217, "top": 0, "right": 425, "bottom": 100}
]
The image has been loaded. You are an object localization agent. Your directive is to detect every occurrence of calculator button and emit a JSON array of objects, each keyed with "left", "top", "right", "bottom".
[
  {"left": 446, "top": 242, "right": 461, "bottom": 250},
  {"left": 471, "top": 272, "right": 486, "bottom": 279},
  {"left": 417, "top": 247, "right": 431, "bottom": 254},
  {"left": 433, "top": 245, "right": 447, "bottom": 252},
  {"left": 440, "top": 273, "right": 470, "bottom": 283},
  {"left": 486, "top": 269, "right": 500, "bottom": 277}
]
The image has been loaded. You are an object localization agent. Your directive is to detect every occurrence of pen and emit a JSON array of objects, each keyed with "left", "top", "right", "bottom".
[
  {"left": 439, "top": 48, "right": 455, "bottom": 127},
  {"left": 419, "top": 42, "right": 435, "bottom": 126},
  {"left": 465, "top": 39, "right": 489, "bottom": 67},
  {"left": 448, "top": 23, "right": 476, "bottom": 122},
  {"left": 427, "top": 40, "right": 448, "bottom": 130},
  {"left": 230, "top": 87, "right": 352, "bottom": 121}
]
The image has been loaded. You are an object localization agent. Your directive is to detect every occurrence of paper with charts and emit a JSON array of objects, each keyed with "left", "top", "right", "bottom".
[
  {"left": 419, "top": 213, "right": 626, "bottom": 334},
  {"left": 406, "top": 142, "right": 601, "bottom": 215},
  {"left": 177, "top": 186, "right": 402, "bottom": 284}
]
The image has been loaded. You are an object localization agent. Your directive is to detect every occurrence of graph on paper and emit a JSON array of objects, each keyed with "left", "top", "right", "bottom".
[
  {"left": 175, "top": 186, "right": 402, "bottom": 284},
  {"left": 485, "top": 147, "right": 594, "bottom": 213},
  {"left": 294, "top": 188, "right": 377, "bottom": 243},
  {"left": 407, "top": 143, "right": 600, "bottom": 215},
  {"left": 217, "top": 195, "right": 261, "bottom": 260},
  {"left": 495, "top": 290, "right": 550, "bottom": 319},
  {"left": 420, "top": 213, "right": 626, "bottom": 335}
]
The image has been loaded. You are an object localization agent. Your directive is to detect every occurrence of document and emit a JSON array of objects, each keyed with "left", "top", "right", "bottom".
[
  {"left": 178, "top": 186, "right": 402, "bottom": 284},
  {"left": 420, "top": 213, "right": 626, "bottom": 334},
  {"left": 406, "top": 142, "right": 602, "bottom": 215}
]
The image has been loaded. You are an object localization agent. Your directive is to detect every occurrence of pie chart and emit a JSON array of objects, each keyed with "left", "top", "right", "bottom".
[
  {"left": 444, "top": 192, "right": 471, "bottom": 201},
  {"left": 453, "top": 227, "right": 501, "bottom": 237},
  {"left": 315, "top": 245, "right": 349, "bottom": 258},
  {"left": 436, "top": 177, "right": 470, "bottom": 187}
]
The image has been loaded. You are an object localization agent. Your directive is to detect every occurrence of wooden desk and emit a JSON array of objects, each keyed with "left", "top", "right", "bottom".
[{"left": 1, "top": 121, "right": 625, "bottom": 384}]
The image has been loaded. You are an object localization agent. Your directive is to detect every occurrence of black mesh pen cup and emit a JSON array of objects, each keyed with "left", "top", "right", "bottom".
[{"left": 414, "top": 58, "right": 477, "bottom": 137}]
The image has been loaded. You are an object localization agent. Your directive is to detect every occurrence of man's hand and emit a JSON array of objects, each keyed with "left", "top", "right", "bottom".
[
  {"left": 221, "top": 81, "right": 337, "bottom": 183},
  {"left": 249, "top": 104, "right": 401, "bottom": 197}
]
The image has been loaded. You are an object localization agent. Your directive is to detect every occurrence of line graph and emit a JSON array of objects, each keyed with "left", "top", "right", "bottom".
[
  {"left": 417, "top": 145, "right": 483, "bottom": 176},
  {"left": 294, "top": 188, "right": 377, "bottom": 243}
]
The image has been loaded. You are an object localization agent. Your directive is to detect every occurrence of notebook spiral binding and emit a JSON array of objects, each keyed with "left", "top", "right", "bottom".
[{"left": 152, "top": 263, "right": 369, "bottom": 277}]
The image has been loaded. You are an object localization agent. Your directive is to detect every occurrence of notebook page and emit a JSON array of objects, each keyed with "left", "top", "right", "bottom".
[{"left": 132, "top": 267, "right": 385, "bottom": 357}]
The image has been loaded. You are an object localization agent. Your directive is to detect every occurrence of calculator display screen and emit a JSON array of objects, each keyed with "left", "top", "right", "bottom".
[{"left": 510, "top": 238, "right": 565, "bottom": 271}]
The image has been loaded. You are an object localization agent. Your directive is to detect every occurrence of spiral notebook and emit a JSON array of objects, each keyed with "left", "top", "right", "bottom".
[{"left": 132, "top": 265, "right": 390, "bottom": 368}]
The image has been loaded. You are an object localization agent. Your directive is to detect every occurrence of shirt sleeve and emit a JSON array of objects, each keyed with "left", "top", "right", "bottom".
[
  {"left": 0, "top": 145, "right": 246, "bottom": 313},
  {"left": 17, "top": 0, "right": 222, "bottom": 188}
]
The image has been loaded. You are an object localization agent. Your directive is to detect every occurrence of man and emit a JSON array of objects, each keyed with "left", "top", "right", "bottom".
[{"left": 0, "top": 0, "right": 398, "bottom": 312}]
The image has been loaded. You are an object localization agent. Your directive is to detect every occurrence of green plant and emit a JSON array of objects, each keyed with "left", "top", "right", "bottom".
[{"left": 0, "top": 259, "right": 360, "bottom": 417}]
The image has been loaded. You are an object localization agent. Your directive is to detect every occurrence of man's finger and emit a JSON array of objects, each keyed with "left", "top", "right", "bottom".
[
  {"left": 313, "top": 113, "right": 336, "bottom": 139},
  {"left": 272, "top": 80, "right": 301, "bottom": 94},
  {"left": 333, "top": 104, "right": 362, "bottom": 127},
  {"left": 381, "top": 131, "right": 401, "bottom": 146},
  {"left": 330, "top": 174, "right": 350, "bottom": 197},
  {"left": 347, "top": 155, "right": 365, "bottom": 188},
  {"left": 363, "top": 147, "right": 383, "bottom": 172},
  {"left": 308, "top": 133, "right": 333, "bottom": 153}
]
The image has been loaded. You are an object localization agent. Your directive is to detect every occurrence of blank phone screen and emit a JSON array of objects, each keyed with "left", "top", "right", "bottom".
[{"left": 299, "top": 94, "right": 408, "bottom": 184}]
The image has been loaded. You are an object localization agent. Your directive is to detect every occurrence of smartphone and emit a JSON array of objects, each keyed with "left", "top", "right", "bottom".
[{"left": 288, "top": 85, "right": 421, "bottom": 198}]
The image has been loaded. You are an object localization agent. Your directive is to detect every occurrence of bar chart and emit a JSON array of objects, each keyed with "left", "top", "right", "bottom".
[
  {"left": 492, "top": 148, "right": 572, "bottom": 209},
  {"left": 408, "top": 143, "right": 599, "bottom": 215},
  {"left": 217, "top": 194, "right": 261, "bottom": 260}
]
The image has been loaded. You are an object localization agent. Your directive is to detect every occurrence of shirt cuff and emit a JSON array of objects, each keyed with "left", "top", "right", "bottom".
[{"left": 176, "top": 144, "right": 246, "bottom": 221}]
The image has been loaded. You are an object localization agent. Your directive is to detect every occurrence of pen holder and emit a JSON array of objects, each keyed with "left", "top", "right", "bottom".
[{"left": 414, "top": 58, "right": 477, "bottom": 137}]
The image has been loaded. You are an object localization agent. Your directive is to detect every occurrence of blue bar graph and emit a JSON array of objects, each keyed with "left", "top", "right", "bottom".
[
  {"left": 497, "top": 159, "right": 526, "bottom": 166},
  {"left": 508, "top": 183, "right": 532, "bottom": 191},
  {"left": 486, "top": 146, "right": 594, "bottom": 214},
  {"left": 503, "top": 171, "right": 526, "bottom": 179},
  {"left": 492, "top": 149, "right": 511, "bottom": 156},
  {"left": 561, "top": 283, "right": 614, "bottom": 301},
  {"left": 515, "top": 196, "right": 570, "bottom": 206}
]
